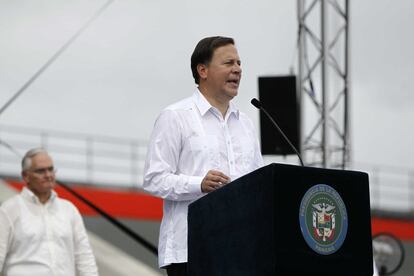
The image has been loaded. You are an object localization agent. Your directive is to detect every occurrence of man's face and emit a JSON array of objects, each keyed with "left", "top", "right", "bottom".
[
  {"left": 23, "top": 153, "right": 55, "bottom": 197},
  {"left": 200, "top": 44, "right": 242, "bottom": 101}
]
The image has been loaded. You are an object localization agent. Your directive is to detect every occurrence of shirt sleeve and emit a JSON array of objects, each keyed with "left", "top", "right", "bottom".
[
  {"left": 0, "top": 208, "right": 12, "bottom": 272},
  {"left": 143, "top": 109, "right": 204, "bottom": 201},
  {"left": 71, "top": 205, "right": 99, "bottom": 276}
]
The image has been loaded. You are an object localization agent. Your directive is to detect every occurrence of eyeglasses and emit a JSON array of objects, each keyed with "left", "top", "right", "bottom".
[{"left": 30, "top": 166, "right": 56, "bottom": 175}]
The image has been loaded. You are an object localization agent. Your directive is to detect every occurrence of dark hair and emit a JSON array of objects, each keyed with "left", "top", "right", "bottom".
[{"left": 190, "top": 36, "right": 235, "bottom": 84}]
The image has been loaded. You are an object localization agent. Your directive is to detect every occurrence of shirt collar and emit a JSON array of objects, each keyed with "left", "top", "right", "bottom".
[
  {"left": 193, "top": 89, "right": 240, "bottom": 119},
  {"left": 21, "top": 186, "right": 57, "bottom": 205},
  {"left": 227, "top": 101, "right": 240, "bottom": 120}
]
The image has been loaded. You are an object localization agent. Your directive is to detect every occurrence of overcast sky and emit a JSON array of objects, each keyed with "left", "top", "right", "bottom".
[{"left": 0, "top": 0, "right": 413, "bottom": 171}]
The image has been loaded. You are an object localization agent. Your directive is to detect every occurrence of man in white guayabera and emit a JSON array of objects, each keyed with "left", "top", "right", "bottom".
[
  {"left": 0, "top": 148, "right": 98, "bottom": 276},
  {"left": 143, "top": 36, "right": 263, "bottom": 276}
]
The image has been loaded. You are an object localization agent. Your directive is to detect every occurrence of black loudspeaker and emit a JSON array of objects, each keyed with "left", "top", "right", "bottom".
[{"left": 258, "top": 75, "right": 300, "bottom": 155}]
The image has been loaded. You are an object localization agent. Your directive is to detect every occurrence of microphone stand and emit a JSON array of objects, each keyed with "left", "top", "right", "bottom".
[{"left": 251, "top": 98, "right": 304, "bottom": 166}]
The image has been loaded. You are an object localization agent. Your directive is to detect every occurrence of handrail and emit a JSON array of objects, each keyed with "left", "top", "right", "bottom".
[
  {"left": 0, "top": 124, "right": 147, "bottom": 187},
  {"left": 0, "top": 124, "right": 158, "bottom": 256},
  {"left": 352, "top": 162, "right": 414, "bottom": 212},
  {"left": 57, "top": 180, "right": 158, "bottom": 255},
  {"left": 1, "top": 124, "right": 413, "bottom": 213}
]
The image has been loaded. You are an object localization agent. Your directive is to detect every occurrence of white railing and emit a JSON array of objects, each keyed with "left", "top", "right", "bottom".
[
  {"left": 351, "top": 162, "right": 414, "bottom": 213},
  {"left": 1, "top": 124, "right": 413, "bottom": 211},
  {"left": 0, "top": 124, "right": 147, "bottom": 187}
]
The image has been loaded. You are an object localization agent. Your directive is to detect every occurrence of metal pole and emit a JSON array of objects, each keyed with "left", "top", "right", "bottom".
[
  {"left": 343, "top": 0, "right": 350, "bottom": 169},
  {"left": 321, "top": 0, "right": 328, "bottom": 168},
  {"left": 86, "top": 137, "right": 94, "bottom": 183},
  {"left": 373, "top": 167, "right": 381, "bottom": 209},
  {"left": 298, "top": 0, "right": 305, "bottom": 164},
  {"left": 130, "top": 141, "right": 138, "bottom": 186},
  {"left": 41, "top": 132, "right": 49, "bottom": 150},
  {"left": 410, "top": 172, "right": 414, "bottom": 212}
]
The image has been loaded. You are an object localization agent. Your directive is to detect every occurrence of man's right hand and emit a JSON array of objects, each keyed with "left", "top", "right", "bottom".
[{"left": 201, "top": 170, "right": 231, "bottom": 193}]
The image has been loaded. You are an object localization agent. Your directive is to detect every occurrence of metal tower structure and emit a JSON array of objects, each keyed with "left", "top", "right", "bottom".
[{"left": 297, "top": 0, "right": 350, "bottom": 169}]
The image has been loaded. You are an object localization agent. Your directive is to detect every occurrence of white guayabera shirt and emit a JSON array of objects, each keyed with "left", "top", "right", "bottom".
[
  {"left": 0, "top": 187, "right": 98, "bottom": 276},
  {"left": 143, "top": 89, "right": 264, "bottom": 268}
]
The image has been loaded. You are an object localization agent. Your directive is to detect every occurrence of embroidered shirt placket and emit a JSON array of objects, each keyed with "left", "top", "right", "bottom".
[
  {"left": 223, "top": 115, "right": 236, "bottom": 177},
  {"left": 42, "top": 202, "right": 56, "bottom": 276}
]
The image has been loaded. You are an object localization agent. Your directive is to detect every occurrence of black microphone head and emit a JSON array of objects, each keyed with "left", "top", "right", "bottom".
[{"left": 251, "top": 98, "right": 262, "bottom": 109}]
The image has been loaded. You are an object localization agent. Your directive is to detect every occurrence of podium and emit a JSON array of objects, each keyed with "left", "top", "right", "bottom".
[{"left": 188, "top": 163, "right": 373, "bottom": 275}]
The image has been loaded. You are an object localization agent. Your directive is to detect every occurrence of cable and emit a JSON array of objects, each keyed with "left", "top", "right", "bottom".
[
  {"left": 57, "top": 180, "right": 158, "bottom": 255},
  {"left": 0, "top": 0, "right": 115, "bottom": 118}
]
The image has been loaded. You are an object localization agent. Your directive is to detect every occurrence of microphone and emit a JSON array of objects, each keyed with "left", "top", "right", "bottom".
[{"left": 251, "top": 98, "right": 304, "bottom": 166}]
